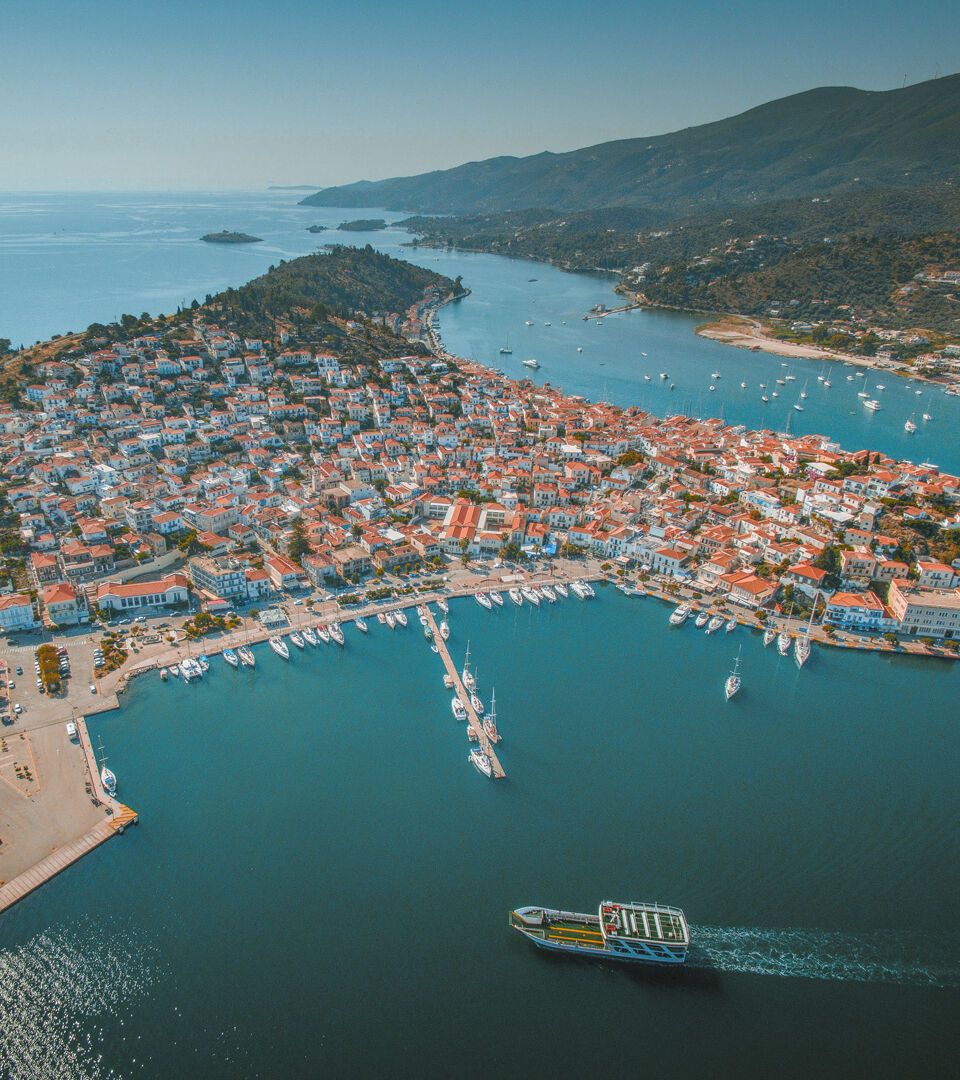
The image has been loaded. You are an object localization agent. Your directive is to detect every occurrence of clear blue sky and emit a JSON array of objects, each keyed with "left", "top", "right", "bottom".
[{"left": 2, "top": 0, "right": 958, "bottom": 190}]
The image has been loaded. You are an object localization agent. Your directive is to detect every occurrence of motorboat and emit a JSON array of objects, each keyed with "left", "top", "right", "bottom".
[
  {"left": 763, "top": 628, "right": 776, "bottom": 648},
  {"left": 695, "top": 611, "right": 710, "bottom": 628},
  {"left": 451, "top": 696, "right": 468, "bottom": 721},
  {"left": 395, "top": 610, "right": 408, "bottom": 628},
  {"left": 437, "top": 599, "right": 449, "bottom": 615},
  {"left": 706, "top": 615, "right": 724, "bottom": 635},
  {"left": 864, "top": 399, "right": 881, "bottom": 411},
  {"left": 269, "top": 636, "right": 290, "bottom": 660},
  {"left": 669, "top": 604, "right": 690, "bottom": 626},
  {"left": 439, "top": 619, "right": 450, "bottom": 641},
  {"left": 354, "top": 616, "right": 368, "bottom": 633},
  {"left": 522, "top": 358, "right": 540, "bottom": 369},
  {"left": 160, "top": 667, "right": 168, "bottom": 680},
  {"left": 725, "top": 619, "right": 737, "bottom": 633},
  {"left": 469, "top": 748, "right": 494, "bottom": 777}
]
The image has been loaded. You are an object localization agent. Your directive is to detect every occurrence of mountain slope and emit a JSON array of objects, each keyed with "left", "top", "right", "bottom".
[{"left": 302, "top": 74, "right": 960, "bottom": 215}]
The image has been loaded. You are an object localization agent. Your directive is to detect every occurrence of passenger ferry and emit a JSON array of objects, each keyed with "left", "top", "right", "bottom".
[{"left": 510, "top": 900, "right": 689, "bottom": 965}]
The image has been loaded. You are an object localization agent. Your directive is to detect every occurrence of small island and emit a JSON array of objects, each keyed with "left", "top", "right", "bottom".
[
  {"left": 338, "top": 218, "right": 387, "bottom": 232},
  {"left": 200, "top": 230, "right": 263, "bottom": 244},
  {"left": 306, "top": 225, "right": 328, "bottom": 233}
]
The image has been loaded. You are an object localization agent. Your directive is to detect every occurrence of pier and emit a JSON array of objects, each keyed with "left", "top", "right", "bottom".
[{"left": 423, "top": 609, "right": 505, "bottom": 779}]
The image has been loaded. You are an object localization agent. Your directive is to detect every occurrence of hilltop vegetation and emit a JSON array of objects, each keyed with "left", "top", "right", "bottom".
[{"left": 302, "top": 74, "right": 960, "bottom": 216}]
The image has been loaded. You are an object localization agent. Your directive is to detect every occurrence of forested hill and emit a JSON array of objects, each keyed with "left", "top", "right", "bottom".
[{"left": 302, "top": 74, "right": 960, "bottom": 216}]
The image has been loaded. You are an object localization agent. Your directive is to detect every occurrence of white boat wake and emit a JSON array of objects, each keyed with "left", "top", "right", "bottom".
[{"left": 688, "top": 925, "right": 960, "bottom": 988}]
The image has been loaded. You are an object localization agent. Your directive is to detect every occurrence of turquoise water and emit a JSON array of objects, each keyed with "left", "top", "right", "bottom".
[
  {"left": 2, "top": 591, "right": 958, "bottom": 1077},
  {"left": 2, "top": 191, "right": 959, "bottom": 471}
]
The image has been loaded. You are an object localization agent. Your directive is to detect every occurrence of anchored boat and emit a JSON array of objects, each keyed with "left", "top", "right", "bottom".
[{"left": 510, "top": 900, "right": 689, "bottom": 965}]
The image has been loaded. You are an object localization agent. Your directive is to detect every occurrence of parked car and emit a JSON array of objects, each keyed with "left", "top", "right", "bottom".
[
  {"left": 6, "top": 680, "right": 13, "bottom": 689},
  {"left": 14, "top": 703, "right": 22, "bottom": 714}
]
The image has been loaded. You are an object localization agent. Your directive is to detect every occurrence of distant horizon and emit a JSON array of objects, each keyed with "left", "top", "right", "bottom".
[{"left": 4, "top": 0, "right": 958, "bottom": 191}]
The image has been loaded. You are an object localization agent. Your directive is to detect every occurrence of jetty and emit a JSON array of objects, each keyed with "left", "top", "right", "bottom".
[
  {"left": 0, "top": 714, "right": 138, "bottom": 914},
  {"left": 423, "top": 608, "right": 505, "bottom": 779}
]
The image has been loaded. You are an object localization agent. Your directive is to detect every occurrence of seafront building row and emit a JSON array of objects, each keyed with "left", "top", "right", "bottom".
[{"left": 1, "top": 306, "right": 960, "bottom": 645}]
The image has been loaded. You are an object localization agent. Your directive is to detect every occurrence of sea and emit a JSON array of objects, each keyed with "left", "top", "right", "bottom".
[{"left": 0, "top": 192, "right": 958, "bottom": 1079}]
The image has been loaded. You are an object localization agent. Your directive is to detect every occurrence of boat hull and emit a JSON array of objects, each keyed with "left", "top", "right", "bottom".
[{"left": 511, "top": 916, "right": 687, "bottom": 966}]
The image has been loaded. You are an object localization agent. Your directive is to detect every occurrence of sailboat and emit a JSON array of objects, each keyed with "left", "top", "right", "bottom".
[
  {"left": 462, "top": 642, "right": 476, "bottom": 691},
  {"left": 795, "top": 595, "right": 817, "bottom": 668},
  {"left": 484, "top": 688, "right": 501, "bottom": 743},
  {"left": 724, "top": 647, "right": 742, "bottom": 701},
  {"left": 904, "top": 413, "right": 917, "bottom": 433},
  {"left": 97, "top": 738, "right": 117, "bottom": 796}
]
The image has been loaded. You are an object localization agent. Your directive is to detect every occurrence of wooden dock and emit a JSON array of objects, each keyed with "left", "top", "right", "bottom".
[{"left": 423, "top": 609, "right": 505, "bottom": 779}]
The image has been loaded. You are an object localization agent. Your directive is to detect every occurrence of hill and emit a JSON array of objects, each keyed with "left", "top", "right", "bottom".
[{"left": 302, "top": 74, "right": 960, "bottom": 216}]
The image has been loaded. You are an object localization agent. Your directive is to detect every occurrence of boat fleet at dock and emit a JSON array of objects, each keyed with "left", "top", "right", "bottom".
[{"left": 670, "top": 593, "right": 818, "bottom": 701}]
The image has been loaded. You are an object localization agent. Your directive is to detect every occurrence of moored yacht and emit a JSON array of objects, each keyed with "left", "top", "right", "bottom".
[
  {"left": 777, "top": 631, "right": 792, "bottom": 656},
  {"left": 509, "top": 588, "right": 523, "bottom": 606},
  {"left": 475, "top": 591, "right": 493, "bottom": 610},
  {"left": 395, "top": 610, "right": 408, "bottom": 628},
  {"left": 354, "top": 616, "right": 368, "bottom": 633},
  {"left": 289, "top": 631, "right": 306, "bottom": 649},
  {"left": 521, "top": 586, "right": 540, "bottom": 606},
  {"left": 470, "top": 692, "right": 484, "bottom": 715},
  {"left": 694, "top": 611, "right": 710, "bottom": 629},
  {"left": 329, "top": 622, "right": 345, "bottom": 646},
  {"left": 223, "top": 648, "right": 240, "bottom": 668},
  {"left": 762, "top": 627, "right": 776, "bottom": 648},
  {"left": 269, "top": 636, "right": 290, "bottom": 660},
  {"left": 302, "top": 627, "right": 318, "bottom": 646},
  {"left": 484, "top": 688, "right": 500, "bottom": 743},
  {"left": 238, "top": 645, "right": 255, "bottom": 667},
  {"left": 317, "top": 625, "right": 331, "bottom": 644},
  {"left": 439, "top": 619, "right": 450, "bottom": 640},
  {"left": 706, "top": 615, "right": 724, "bottom": 635},
  {"left": 725, "top": 618, "right": 737, "bottom": 633},
  {"left": 437, "top": 599, "right": 449, "bottom": 615},
  {"left": 553, "top": 582, "right": 568, "bottom": 598},
  {"left": 385, "top": 612, "right": 397, "bottom": 629},
  {"left": 669, "top": 604, "right": 691, "bottom": 626},
  {"left": 469, "top": 748, "right": 494, "bottom": 777},
  {"left": 451, "top": 696, "right": 468, "bottom": 722},
  {"left": 489, "top": 590, "right": 504, "bottom": 606}
]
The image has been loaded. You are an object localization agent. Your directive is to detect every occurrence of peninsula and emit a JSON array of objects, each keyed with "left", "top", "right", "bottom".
[{"left": 200, "top": 230, "right": 263, "bottom": 244}]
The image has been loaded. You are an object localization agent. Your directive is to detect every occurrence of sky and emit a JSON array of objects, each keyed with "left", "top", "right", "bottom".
[{"left": 2, "top": 0, "right": 958, "bottom": 191}]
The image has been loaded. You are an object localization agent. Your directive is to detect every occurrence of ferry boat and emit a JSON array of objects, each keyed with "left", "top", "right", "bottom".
[
  {"left": 439, "top": 619, "right": 450, "bottom": 640},
  {"left": 223, "top": 648, "right": 240, "bottom": 668},
  {"left": 451, "top": 696, "right": 468, "bottom": 722},
  {"left": 725, "top": 647, "right": 742, "bottom": 701},
  {"left": 269, "top": 636, "right": 290, "bottom": 660},
  {"left": 484, "top": 688, "right": 500, "bottom": 743},
  {"left": 238, "top": 646, "right": 255, "bottom": 667},
  {"left": 706, "top": 615, "right": 724, "bottom": 635},
  {"left": 553, "top": 582, "right": 568, "bottom": 599},
  {"left": 329, "top": 623, "right": 345, "bottom": 646},
  {"left": 395, "top": 611, "right": 408, "bottom": 628},
  {"left": 316, "top": 625, "right": 331, "bottom": 644},
  {"left": 509, "top": 588, "right": 523, "bottom": 606},
  {"left": 354, "top": 616, "right": 368, "bottom": 633},
  {"left": 694, "top": 611, "right": 709, "bottom": 629},
  {"left": 777, "top": 631, "right": 792, "bottom": 656},
  {"left": 522, "top": 358, "right": 540, "bottom": 369},
  {"left": 489, "top": 590, "right": 504, "bottom": 606},
  {"left": 302, "top": 627, "right": 318, "bottom": 646},
  {"left": 520, "top": 586, "right": 540, "bottom": 606},
  {"left": 669, "top": 604, "right": 690, "bottom": 626},
  {"left": 289, "top": 631, "right": 306, "bottom": 649},
  {"left": 510, "top": 900, "right": 689, "bottom": 965},
  {"left": 475, "top": 591, "right": 493, "bottom": 610},
  {"left": 763, "top": 627, "right": 776, "bottom": 648},
  {"left": 470, "top": 748, "right": 494, "bottom": 777}
]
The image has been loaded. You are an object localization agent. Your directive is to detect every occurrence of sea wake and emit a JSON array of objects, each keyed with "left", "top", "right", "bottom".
[{"left": 688, "top": 924, "right": 960, "bottom": 988}]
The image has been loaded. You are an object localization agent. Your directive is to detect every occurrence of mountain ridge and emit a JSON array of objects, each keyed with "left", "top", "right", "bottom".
[{"left": 301, "top": 74, "right": 960, "bottom": 216}]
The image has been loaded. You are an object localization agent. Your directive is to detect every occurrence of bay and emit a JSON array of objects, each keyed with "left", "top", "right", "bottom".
[{"left": 1, "top": 591, "right": 958, "bottom": 1078}]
